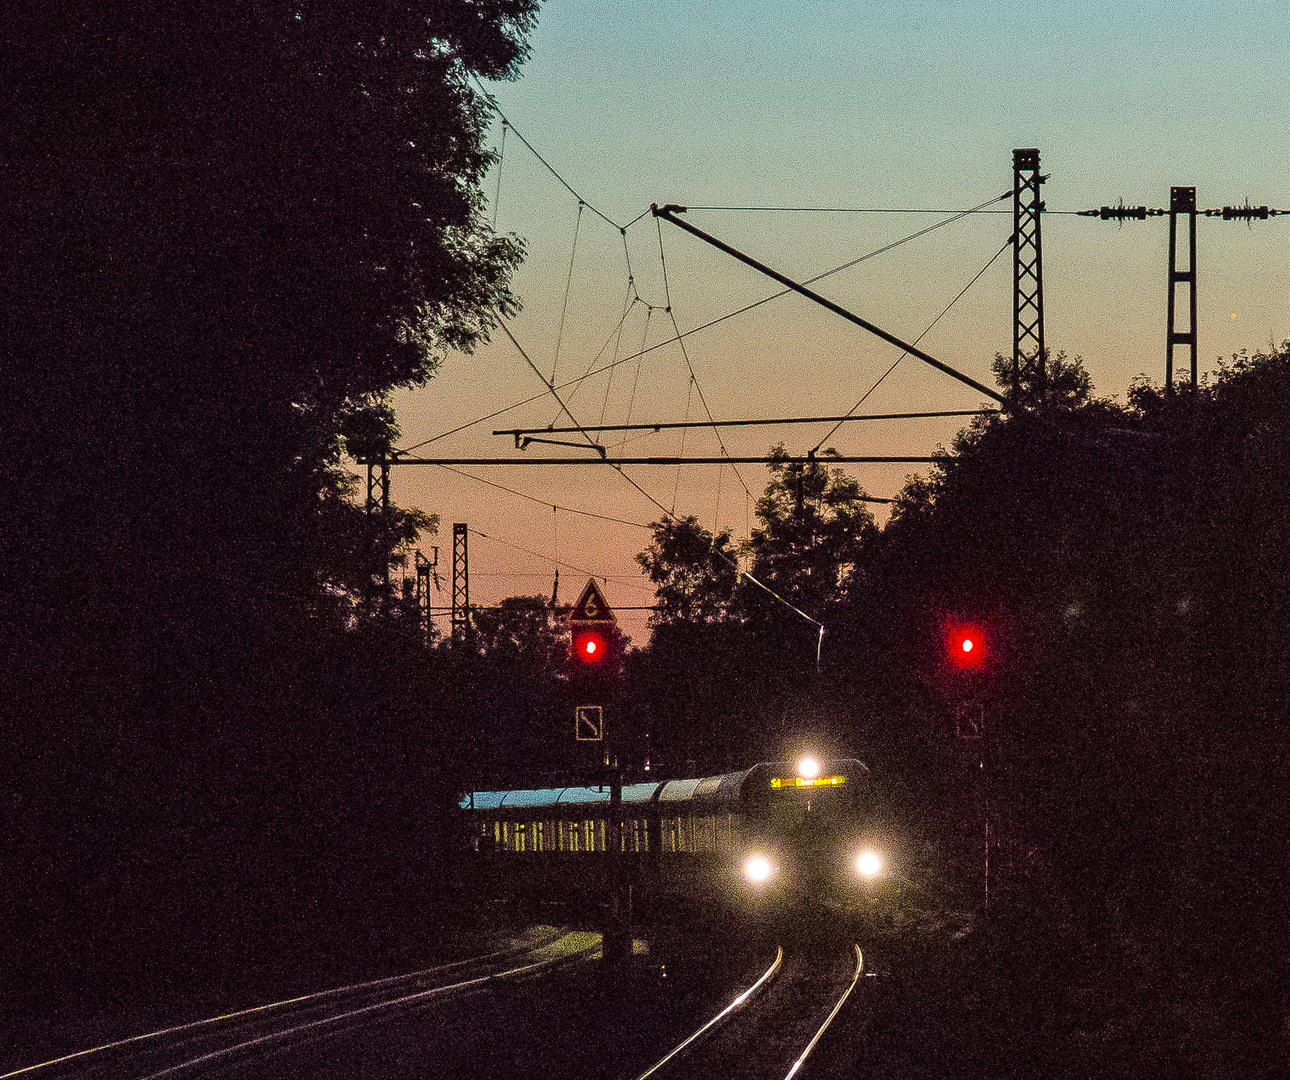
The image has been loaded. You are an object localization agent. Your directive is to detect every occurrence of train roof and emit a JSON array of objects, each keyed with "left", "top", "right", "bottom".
[
  {"left": 460, "top": 782, "right": 664, "bottom": 811},
  {"left": 459, "top": 759, "right": 868, "bottom": 813}
]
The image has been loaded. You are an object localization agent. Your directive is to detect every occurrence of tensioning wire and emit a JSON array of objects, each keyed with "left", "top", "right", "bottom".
[
  {"left": 398, "top": 193, "right": 1013, "bottom": 456},
  {"left": 813, "top": 234, "right": 1014, "bottom": 452},
  {"left": 432, "top": 464, "right": 648, "bottom": 529}
]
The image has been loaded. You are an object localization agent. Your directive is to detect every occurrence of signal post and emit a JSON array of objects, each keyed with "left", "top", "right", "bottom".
[{"left": 568, "top": 579, "right": 630, "bottom": 963}]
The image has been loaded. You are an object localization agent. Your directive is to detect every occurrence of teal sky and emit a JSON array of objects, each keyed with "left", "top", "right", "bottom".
[{"left": 394, "top": 0, "right": 1290, "bottom": 644}]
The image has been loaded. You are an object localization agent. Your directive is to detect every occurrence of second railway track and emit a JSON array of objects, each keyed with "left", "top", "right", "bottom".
[{"left": 4, "top": 928, "right": 599, "bottom": 1080}]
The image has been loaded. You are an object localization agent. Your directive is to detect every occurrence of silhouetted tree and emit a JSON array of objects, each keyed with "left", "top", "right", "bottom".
[
  {"left": 2, "top": 1, "right": 541, "bottom": 1037},
  {"left": 5, "top": 0, "right": 537, "bottom": 658},
  {"left": 636, "top": 516, "right": 739, "bottom": 625},
  {"left": 740, "top": 445, "right": 879, "bottom": 621}
]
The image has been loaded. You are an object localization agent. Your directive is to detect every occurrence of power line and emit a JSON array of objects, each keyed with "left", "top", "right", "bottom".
[
  {"left": 433, "top": 463, "right": 650, "bottom": 529},
  {"left": 396, "top": 200, "right": 1015, "bottom": 456}
]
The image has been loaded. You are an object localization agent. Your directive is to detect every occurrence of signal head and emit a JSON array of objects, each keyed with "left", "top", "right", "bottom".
[
  {"left": 946, "top": 623, "right": 986, "bottom": 670},
  {"left": 571, "top": 628, "right": 607, "bottom": 663}
]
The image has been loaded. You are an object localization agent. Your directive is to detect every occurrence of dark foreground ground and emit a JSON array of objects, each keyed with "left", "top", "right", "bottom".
[{"left": 5, "top": 883, "right": 1285, "bottom": 1078}]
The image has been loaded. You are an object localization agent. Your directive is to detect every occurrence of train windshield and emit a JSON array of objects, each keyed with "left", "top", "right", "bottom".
[{"left": 759, "top": 784, "right": 853, "bottom": 831}]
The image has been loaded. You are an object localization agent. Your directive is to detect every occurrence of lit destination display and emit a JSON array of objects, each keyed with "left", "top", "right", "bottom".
[{"left": 769, "top": 775, "right": 847, "bottom": 789}]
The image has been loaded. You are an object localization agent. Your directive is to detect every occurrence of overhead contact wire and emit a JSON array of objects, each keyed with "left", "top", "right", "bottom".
[
  {"left": 470, "top": 529, "right": 654, "bottom": 593},
  {"left": 551, "top": 200, "right": 585, "bottom": 383},
  {"left": 397, "top": 196, "right": 1011, "bottom": 456},
  {"left": 653, "top": 224, "right": 825, "bottom": 656},
  {"left": 813, "top": 234, "right": 1012, "bottom": 452},
  {"left": 433, "top": 464, "right": 648, "bottom": 529},
  {"left": 655, "top": 217, "right": 757, "bottom": 504}
]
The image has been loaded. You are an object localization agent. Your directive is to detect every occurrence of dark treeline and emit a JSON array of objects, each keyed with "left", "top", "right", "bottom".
[{"left": 2, "top": 0, "right": 541, "bottom": 1054}]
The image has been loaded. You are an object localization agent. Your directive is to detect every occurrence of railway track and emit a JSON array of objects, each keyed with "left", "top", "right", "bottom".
[
  {"left": 3, "top": 928, "right": 600, "bottom": 1080},
  {"left": 635, "top": 940, "right": 866, "bottom": 1080}
]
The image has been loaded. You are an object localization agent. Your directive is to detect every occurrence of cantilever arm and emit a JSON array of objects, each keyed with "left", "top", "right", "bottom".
[{"left": 651, "top": 204, "right": 1006, "bottom": 405}]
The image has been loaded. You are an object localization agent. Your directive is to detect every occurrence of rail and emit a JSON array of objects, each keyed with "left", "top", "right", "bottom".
[{"left": 634, "top": 946, "right": 785, "bottom": 1080}]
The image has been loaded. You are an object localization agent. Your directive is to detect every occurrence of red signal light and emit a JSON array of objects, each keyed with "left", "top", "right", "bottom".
[
  {"left": 572, "top": 629, "right": 606, "bottom": 663},
  {"left": 947, "top": 624, "right": 985, "bottom": 670}
]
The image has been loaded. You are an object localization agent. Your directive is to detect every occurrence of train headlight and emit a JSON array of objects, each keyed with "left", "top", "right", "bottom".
[
  {"left": 743, "top": 855, "right": 774, "bottom": 883},
  {"left": 797, "top": 756, "right": 821, "bottom": 780},
  {"left": 855, "top": 850, "right": 883, "bottom": 878}
]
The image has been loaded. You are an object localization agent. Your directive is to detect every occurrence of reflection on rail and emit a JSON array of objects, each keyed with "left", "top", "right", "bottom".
[
  {"left": 2, "top": 929, "right": 594, "bottom": 1080},
  {"left": 636, "top": 942, "right": 864, "bottom": 1080},
  {"left": 784, "top": 945, "right": 863, "bottom": 1079},
  {"left": 635, "top": 946, "right": 785, "bottom": 1080}
]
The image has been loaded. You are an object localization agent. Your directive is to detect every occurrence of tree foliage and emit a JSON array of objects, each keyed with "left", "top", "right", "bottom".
[
  {"left": 5, "top": 0, "right": 537, "bottom": 648},
  {"left": 636, "top": 516, "right": 738, "bottom": 625},
  {"left": 743, "top": 445, "right": 879, "bottom": 619},
  {"left": 2, "top": 2, "right": 541, "bottom": 1032}
]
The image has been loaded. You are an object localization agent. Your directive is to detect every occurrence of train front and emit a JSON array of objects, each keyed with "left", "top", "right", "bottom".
[{"left": 735, "top": 757, "right": 890, "bottom": 908}]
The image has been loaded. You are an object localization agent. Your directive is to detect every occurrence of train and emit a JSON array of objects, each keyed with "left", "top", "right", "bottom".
[{"left": 459, "top": 756, "right": 897, "bottom": 916}]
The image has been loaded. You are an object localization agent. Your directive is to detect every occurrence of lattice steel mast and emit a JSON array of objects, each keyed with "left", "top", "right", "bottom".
[
  {"left": 1166, "top": 186, "right": 1198, "bottom": 393},
  {"left": 451, "top": 522, "right": 470, "bottom": 644},
  {"left": 1012, "top": 148, "right": 1046, "bottom": 406}
]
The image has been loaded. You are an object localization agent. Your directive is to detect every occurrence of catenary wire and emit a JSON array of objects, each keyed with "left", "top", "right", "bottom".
[
  {"left": 656, "top": 216, "right": 757, "bottom": 505},
  {"left": 469, "top": 529, "right": 656, "bottom": 594},
  {"left": 813, "top": 234, "right": 1013, "bottom": 451},
  {"left": 494, "top": 317, "right": 605, "bottom": 456},
  {"left": 471, "top": 77, "right": 632, "bottom": 232},
  {"left": 433, "top": 464, "right": 650, "bottom": 529},
  {"left": 396, "top": 195, "right": 1010, "bottom": 455}
]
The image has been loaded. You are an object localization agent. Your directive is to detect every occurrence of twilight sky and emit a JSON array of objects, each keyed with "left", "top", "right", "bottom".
[{"left": 390, "top": 0, "right": 1289, "bottom": 644}]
